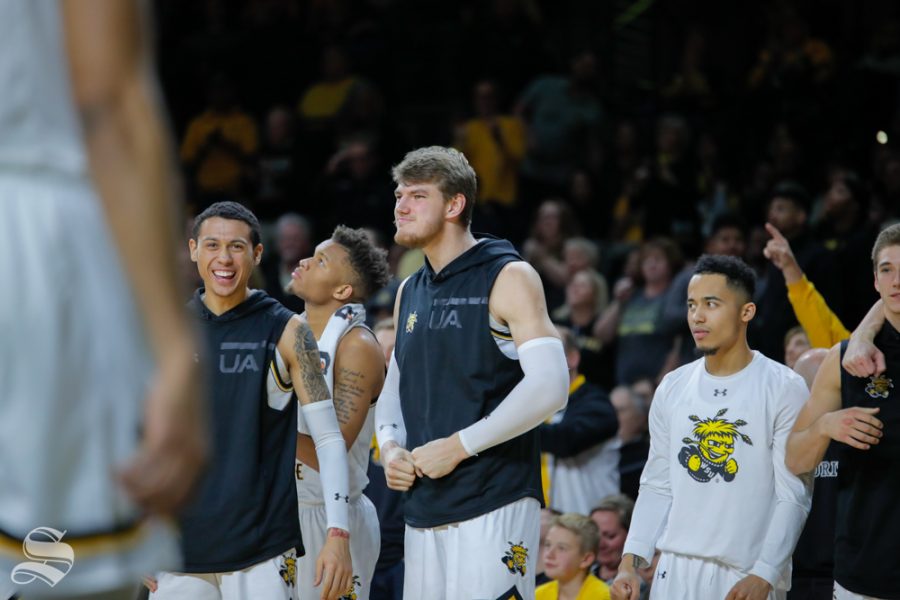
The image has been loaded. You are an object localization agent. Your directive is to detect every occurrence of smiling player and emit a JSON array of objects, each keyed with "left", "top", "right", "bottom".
[
  {"left": 610, "top": 255, "right": 811, "bottom": 600},
  {"left": 150, "top": 202, "right": 352, "bottom": 600}
]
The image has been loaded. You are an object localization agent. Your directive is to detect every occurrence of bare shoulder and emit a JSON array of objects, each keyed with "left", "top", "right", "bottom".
[
  {"left": 490, "top": 260, "right": 556, "bottom": 341},
  {"left": 818, "top": 343, "right": 844, "bottom": 388},
  {"left": 798, "top": 343, "right": 843, "bottom": 420},
  {"left": 496, "top": 260, "right": 543, "bottom": 289},
  {"left": 490, "top": 261, "right": 545, "bottom": 314},
  {"left": 337, "top": 327, "right": 384, "bottom": 369},
  {"left": 277, "top": 315, "right": 312, "bottom": 361}
]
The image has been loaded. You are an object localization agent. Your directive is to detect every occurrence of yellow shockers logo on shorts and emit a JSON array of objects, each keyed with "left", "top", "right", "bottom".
[
  {"left": 501, "top": 541, "right": 528, "bottom": 576},
  {"left": 678, "top": 408, "right": 753, "bottom": 483},
  {"left": 866, "top": 375, "right": 894, "bottom": 399},
  {"left": 279, "top": 553, "right": 296, "bottom": 587}
]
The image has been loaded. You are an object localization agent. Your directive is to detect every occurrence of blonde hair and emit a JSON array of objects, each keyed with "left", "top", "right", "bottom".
[
  {"left": 872, "top": 223, "right": 900, "bottom": 270},
  {"left": 551, "top": 513, "right": 599, "bottom": 555}
]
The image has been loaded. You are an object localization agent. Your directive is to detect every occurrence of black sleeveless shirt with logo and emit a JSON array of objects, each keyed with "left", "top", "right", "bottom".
[
  {"left": 834, "top": 320, "right": 900, "bottom": 598},
  {"left": 181, "top": 289, "right": 302, "bottom": 572},
  {"left": 394, "top": 237, "right": 543, "bottom": 527}
]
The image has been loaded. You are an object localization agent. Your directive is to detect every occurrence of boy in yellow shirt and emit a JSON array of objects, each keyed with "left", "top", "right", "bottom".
[{"left": 537, "top": 514, "right": 611, "bottom": 600}]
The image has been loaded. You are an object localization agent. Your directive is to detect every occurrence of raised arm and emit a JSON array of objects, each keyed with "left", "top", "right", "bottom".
[
  {"left": 278, "top": 316, "right": 352, "bottom": 600},
  {"left": 786, "top": 344, "right": 883, "bottom": 475},
  {"left": 764, "top": 223, "right": 850, "bottom": 347},
  {"left": 411, "top": 261, "right": 568, "bottom": 478},
  {"left": 64, "top": 0, "right": 204, "bottom": 514}
]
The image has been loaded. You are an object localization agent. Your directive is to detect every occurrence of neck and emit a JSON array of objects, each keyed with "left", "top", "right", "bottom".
[
  {"left": 304, "top": 300, "right": 346, "bottom": 337},
  {"left": 557, "top": 570, "right": 588, "bottom": 600},
  {"left": 703, "top": 337, "right": 754, "bottom": 376},
  {"left": 422, "top": 227, "right": 478, "bottom": 273},
  {"left": 202, "top": 287, "right": 250, "bottom": 316}
]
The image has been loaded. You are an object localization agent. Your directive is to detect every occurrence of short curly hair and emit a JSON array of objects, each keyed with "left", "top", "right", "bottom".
[{"left": 331, "top": 226, "right": 390, "bottom": 301}]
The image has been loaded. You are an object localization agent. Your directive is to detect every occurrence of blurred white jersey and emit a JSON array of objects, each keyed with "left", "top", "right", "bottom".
[
  {"left": 0, "top": 2, "right": 178, "bottom": 597},
  {"left": 0, "top": 1, "right": 87, "bottom": 176}
]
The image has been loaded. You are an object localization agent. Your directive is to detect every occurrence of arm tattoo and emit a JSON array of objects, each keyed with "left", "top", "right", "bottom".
[
  {"left": 333, "top": 367, "right": 365, "bottom": 425},
  {"left": 293, "top": 322, "right": 330, "bottom": 403},
  {"left": 632, "top": 554, "right": 647, "bottom": 569}
]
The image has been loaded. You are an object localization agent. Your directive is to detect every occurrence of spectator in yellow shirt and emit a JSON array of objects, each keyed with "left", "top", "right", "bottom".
[
  {"left": 180, "top": 74, "right": 258, "bottom": 205},
  {"left": 538, "top": 513, "right": 611, "bottom": 600},
  {"left": 763, "top": 222, "right": 850, "bottom": 347}
]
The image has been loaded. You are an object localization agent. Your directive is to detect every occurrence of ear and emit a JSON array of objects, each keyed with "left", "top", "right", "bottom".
[
  {"left": 334, "top": 283, "right": 354, "bottom": 302},
  {"left": 445, "top": 193, "right": 467, "bottom": 221},
  {"left": 740, "top": 301, "right": 756, "bottom": 323},
  {"left": 579, "top": 551, "right": 596, "bottom": 571},
  {"left": 189, "top": 238, "right": 198, "bottom": 263},
  {"left": 253, "top": 243, "right": 264, "bottom": 266},
  {"left": 874, "top": 270, "right": 880, "bottom": 294}
]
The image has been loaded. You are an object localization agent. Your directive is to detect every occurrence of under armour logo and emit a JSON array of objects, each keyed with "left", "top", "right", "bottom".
[
  {"left": 714, "top": 389, "right": 727, "bottom": 397},
  {"left": 657, "top": 570, "right": 667, "bottom": 580},
  {"left": 333, "top": 493, "right": 349, "bottom": 503},
  {"left": 378, "top": 423, "right": 398, "bottom": 431}
]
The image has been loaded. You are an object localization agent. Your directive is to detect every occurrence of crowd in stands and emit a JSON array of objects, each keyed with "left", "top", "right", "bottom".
[{"left": 154, "top": 1, "right": 900, "bottom": 598}]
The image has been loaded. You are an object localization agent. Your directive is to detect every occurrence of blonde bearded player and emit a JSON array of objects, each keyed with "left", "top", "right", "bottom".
[{"left": 286, "top": 226, "right": 390, "bottom": 600}]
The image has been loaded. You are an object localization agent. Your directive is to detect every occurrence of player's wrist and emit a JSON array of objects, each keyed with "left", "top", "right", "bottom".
[
  {"left": 327, "top": 527, "right": 350, "bottom": 539},
  {"left": 814, "top": 412, "right": 836, "bottom": 441}
]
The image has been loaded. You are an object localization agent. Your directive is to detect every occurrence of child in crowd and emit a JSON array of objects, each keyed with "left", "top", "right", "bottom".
[{"left": 537, "top": 513, "right": 611, "bottom": 600}]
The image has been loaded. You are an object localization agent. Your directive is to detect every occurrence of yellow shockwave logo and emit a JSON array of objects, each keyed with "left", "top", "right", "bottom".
[
  {"left": 678, "top": 408, "right": 752, "bottom": 483},
  {"left": 501, "top": 541, "right": 528, "bottom": 576}
]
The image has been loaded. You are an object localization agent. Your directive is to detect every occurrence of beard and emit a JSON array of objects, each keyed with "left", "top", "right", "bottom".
[
  {"left": 394, "top": 217, "right": 441, "bottom": 249},
  {"left": 695, "top": 345, "right": 719, "bottom": 357}
]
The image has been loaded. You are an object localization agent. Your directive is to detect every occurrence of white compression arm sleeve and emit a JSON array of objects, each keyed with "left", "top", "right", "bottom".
[
  {"left": 458, "top": 337, "right": 568, "bottom": 456},
  {"left": 374, "top": 352, "right": 406, "bottom": 450},
  {"left": 301, "top": 401, "right": 350, "bottom": 532}
]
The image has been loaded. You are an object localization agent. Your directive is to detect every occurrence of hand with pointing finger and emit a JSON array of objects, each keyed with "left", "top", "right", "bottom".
[{"left": 762, "top": 222, "right": 803, "bottom": 285}]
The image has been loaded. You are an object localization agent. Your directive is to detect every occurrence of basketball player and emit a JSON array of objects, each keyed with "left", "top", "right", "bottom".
[
  {"left": 150, "top": 202, "right": 352, "bottom": 600},
  {"left": 288, "top": 226, "right": 389, "bottom": 600},
  {"left": 788, "top": 348, "right": 837, "bottom": 600},
  {"left": 786, "top": 223, "right": 900, "bottom": 600},
  {"left": 610, "top": 255, "right": 811, "bottom": 600},
  {"left": 375, "top": 146, "right": 569, "bottom": 599},
  {"left": 0, "top": 1, "right": 204, "bottom": 597}
]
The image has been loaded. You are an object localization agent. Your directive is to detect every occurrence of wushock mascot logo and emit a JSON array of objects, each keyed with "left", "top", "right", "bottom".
[
  {"left": 678, "top": 408, "right": 753, "bottom": 483},
  {"left": 10, "top": 527, "right": 74, "bottom": 588}
]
